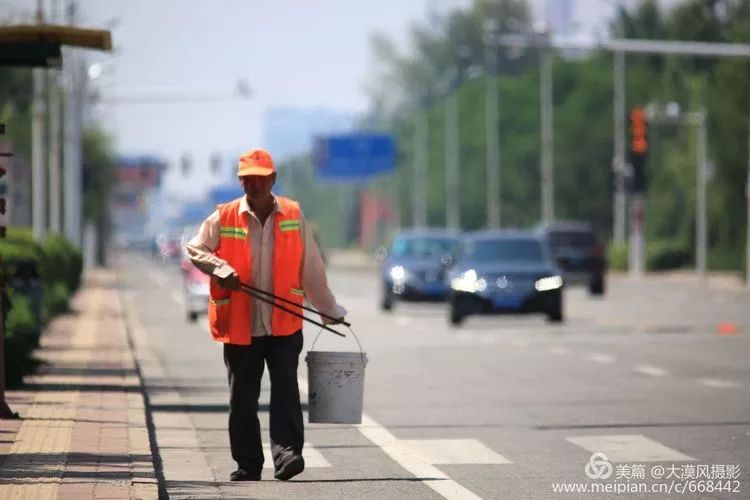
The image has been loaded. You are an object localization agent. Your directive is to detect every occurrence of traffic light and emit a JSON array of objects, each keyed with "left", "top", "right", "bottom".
[{"left": 628, "top": 107, "right": 649, "bottom": 193}]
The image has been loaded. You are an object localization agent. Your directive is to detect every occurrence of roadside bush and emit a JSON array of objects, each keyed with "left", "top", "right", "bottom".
[
  {"left": 40, "top": 234, "right": 83, "bottom": 295},
  {"left": 647, "top": 240, "right": 693, "bottom": 271},
  {"left": 1, "top": 228, "right": 83, "bottom": 387},
  {"left": 3, "top": 290, "right": 42, "bottom": 388},
  {"left": 607, "top": 242, "right": 628, "bottom": 271}
]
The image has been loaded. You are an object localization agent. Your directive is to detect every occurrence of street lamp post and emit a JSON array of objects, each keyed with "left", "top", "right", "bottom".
[
  {"left": 613, "top": 51, "right": 627, "bottom": 244},
  {"left": 746, "top": 108, "right": 750, "bottom": 287},
  {"left": 540, "top": 42, "right": 554, "bottom": 224},
  {"left": 696, "top": 110, "right": 708, "bottom": 280},
  {"left": 445, "top": 68, "right": 460, "bottom": 230},
  {"left": 646, "top": 105, "right": 708, "bottom": 280},
  {"left": 413, "top": 107, "right": 428, "bottom": 228},
  {"left": 483, "top": 19, "right": 501, "bottom": 229}
]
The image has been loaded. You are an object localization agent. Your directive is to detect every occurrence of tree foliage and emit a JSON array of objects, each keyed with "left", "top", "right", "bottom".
[{"left": 365, "top": 0, "right": 750, "bottom": 271}]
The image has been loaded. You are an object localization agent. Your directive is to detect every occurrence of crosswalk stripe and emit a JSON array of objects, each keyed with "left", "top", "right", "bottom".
[
  {"left": 298, "top": 379, "right": 483, "bottom": 500},
  {"left": 262, "top": 443, "right": 330, "bottom": 469},
  {"left": 566, "top": 434, "right": 695, "bottom": 462},
  {"left": 398, "top": 439, "right": 512, "bottom": 465}
]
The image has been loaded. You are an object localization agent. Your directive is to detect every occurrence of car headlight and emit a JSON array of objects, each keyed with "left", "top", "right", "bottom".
[
  {"left": 389, "top": 265, "right": 406, "bottom": 282},
  {"left": 535, "top": 275, "right": 563, "bottom": 292},
  {"left": 451, "top": 269, "right": 485, "bottom": 293}
]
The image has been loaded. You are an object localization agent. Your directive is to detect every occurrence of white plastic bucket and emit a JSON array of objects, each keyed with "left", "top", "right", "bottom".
[{"left": 305, "top": 351, "right": 367, "bottom": 424}]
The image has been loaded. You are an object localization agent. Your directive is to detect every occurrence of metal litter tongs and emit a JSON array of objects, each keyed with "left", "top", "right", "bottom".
[{"left": 239, "top": 282, "right": 348, "bottom": 337}]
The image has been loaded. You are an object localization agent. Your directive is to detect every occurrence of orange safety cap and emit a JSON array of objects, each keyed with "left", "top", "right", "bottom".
[{"left": 238, "top": 148, "right": 275, "bottom": 176}]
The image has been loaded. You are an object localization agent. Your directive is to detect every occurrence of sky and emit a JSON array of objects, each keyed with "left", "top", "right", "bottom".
[{"left": 3, "top": 0, "right": 669, "bottom": 199}]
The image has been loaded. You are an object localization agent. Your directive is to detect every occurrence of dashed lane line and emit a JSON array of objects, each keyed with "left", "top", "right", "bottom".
[
  {"left": 587, "top": 353, "right": 616, "bottom": 364},
  {"left": 697, "top": 378, "right": 740, "bottom": 389},
  {"left": 633, "top": 365, "right": 669, "bottom": 377}
]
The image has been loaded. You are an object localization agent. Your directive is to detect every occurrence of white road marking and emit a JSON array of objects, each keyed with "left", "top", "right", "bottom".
[
  {"left": 149, "top": 270, "right": 169, "bottom": 288},
  {"left": 262, "top": 443, "right": 330, "bottom": 469},
  {"left": 566, "top": 434, "right": 695, "bottom": 462},
  {"left": 698, "top": 378, "right": 739, "bottom": 389},
  {"left": 633, "top": 365, "right": 669, "bottom": 377},
  {"left": 587, "top": 353, "right": 615, "bottom": 364},
  {"left": 298, "top": 379, "right": 483, "bottom": 500},
  {"left": 398, "top": 439, "right": 512, "bottom": 465},
  {"left": 396, "top": 316, "right": 412, "bottom": 327},
  {"left": 171, "top": 290, "right": 185, "bottom": 308},
  {"left": 507, "top": 339, "right": 529, "bottom": 348},
  {"left": 548, "top": 346, "right": 569, "bottom": 355}
]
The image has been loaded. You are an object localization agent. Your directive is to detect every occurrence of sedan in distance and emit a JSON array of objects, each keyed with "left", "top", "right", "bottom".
[
  {"left": 380, "top": 229, "right": 460, "bottom": 311},
  {"left": 447, "top": 231, "right": 564, "bottom": 326}
]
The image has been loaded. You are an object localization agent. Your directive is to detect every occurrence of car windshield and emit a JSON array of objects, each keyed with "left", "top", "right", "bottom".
[
  {"left": 390, "top": 236, "right": 458, "bottom": 258},
  {"left": 463, "top": 238, "right": 544, "bottom": 263},
  {"left": 548, "top": 230, "right": 595, "bottom": 247}
]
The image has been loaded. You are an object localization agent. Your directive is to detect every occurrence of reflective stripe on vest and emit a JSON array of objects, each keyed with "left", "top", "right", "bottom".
[
  {"left": 290, "top": 288, "right": 304, "bottom": 296},
  {"left": 279, "top": 219, "right": 301, "bottom": 232},
  {"left": 220, "top": 226, "right": 248, "bottom": 239}
]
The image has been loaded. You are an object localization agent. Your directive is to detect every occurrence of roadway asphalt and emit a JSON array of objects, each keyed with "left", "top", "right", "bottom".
[{"left": 117, "top": 252, "right": 750, "bottom": 499}]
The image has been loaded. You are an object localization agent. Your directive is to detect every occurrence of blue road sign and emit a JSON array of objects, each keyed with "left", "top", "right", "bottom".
[{"left": 313, "top": 133, "right": 396, "bottom": 182}]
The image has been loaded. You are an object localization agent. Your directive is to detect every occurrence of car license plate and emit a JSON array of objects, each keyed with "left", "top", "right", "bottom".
[
  {"left": 493, "top": 296, "right": 523, "bottom": 308},
  {"left": 421, "top": 283, "right": 446, "bottom": 295}
]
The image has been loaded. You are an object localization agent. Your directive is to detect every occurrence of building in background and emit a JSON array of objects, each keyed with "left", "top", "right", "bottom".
[
  {"left": 545, "top": 0, "right": 575, "bottom": 36},
  {"left": 110, "top": 155, "right": 165, "bottom": 247},
  {"left": 262, "top": 107, "right": 354, "bottom": 163}
]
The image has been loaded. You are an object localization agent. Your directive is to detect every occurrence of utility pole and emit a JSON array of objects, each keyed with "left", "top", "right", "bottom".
[
  {"left": 696, "top": 110, "right": 708, "bottom": 280},
  {"left": 613, "top": 51, "right": 626, "bottom": 244},
  {"left": 484, "top": 19, "right": 501, "bottom": 228},
  {"left": 64, "top": 0, "right": 83, "bottom": 246},
  {"left": 31, "top": 0, "right": 47, "bottom": 241},
  {"left": 48, "top": 0, "right": 62, "bottom": 234},
  {"left": 540, "top": 45, "right": 554, "bottom": 224},
  {"left": 413, "top": 110, "right": 428, "bottom": 227},
  {"left": 445, "top": 71, "right": 460, "bottom": 229},
  {"left": 746, "top": 106, "right": 750, "bottom": 287}
]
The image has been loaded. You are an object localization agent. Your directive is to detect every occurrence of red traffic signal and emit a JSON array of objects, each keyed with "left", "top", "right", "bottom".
[{"left": 630, "top": 107, "right": 648, "bottom": 154}]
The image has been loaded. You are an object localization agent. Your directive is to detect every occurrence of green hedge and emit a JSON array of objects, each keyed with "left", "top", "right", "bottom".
[
  {"left": 647, "top": 240, "right": 692, "bottom": 271},
  {"left": 1, "top": 227, "right": 83, "bottom": 387},
  {"left": 3, "top": 290, "right": 41, "bottom": 388},
  {"left": 607, "top": 242, "right": 628, "bottom": 272}
]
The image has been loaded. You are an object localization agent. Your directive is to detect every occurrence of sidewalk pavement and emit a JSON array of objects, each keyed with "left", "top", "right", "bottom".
[{"left": 0, "top": 269, "right": 159, "bottom": 500}]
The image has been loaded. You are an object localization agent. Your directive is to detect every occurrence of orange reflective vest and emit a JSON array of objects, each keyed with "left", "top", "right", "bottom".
[{"left": 208, "top": 196, "right": 304, "bottom": 345}]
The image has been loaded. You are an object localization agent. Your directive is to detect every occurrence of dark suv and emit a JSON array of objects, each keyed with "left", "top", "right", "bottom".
[{"left": 536, "top": 221, "right": 606, "bottom": 296}]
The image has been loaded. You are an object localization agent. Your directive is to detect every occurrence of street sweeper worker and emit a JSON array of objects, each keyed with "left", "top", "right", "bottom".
[{"left": 185, "top": 148, "right": 347, "bottom": 482}]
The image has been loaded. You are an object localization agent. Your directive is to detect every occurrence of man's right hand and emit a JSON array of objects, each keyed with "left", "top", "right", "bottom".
[{"left": 215, "top": 272, "right": 240, "bottom": 291}]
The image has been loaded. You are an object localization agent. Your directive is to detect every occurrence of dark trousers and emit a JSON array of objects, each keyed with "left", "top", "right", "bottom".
[{"left": 223, "top": 330, "right": 304, "bottom": 473}]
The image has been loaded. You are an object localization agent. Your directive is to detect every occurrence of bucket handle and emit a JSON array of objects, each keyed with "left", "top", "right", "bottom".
[{"left": 311, "top": 325, "right": 366, "bottom": 364}]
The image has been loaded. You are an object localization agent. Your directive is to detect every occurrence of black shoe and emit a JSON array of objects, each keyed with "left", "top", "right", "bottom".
[
  {"left": 274, "top": 455, "right": 305, "bottom": 481},
  {"left": 230, "top": 468, "right": 261, "bottom": 481}
]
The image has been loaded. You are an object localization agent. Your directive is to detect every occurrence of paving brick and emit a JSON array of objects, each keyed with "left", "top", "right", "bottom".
[{"left": 0, "top": 271, "right": 158, "bottom": 500}]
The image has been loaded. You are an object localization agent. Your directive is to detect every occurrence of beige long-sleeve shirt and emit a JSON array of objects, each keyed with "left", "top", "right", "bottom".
[{"left": 185, "top": 195, "right": 346, "bottom": 336}]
